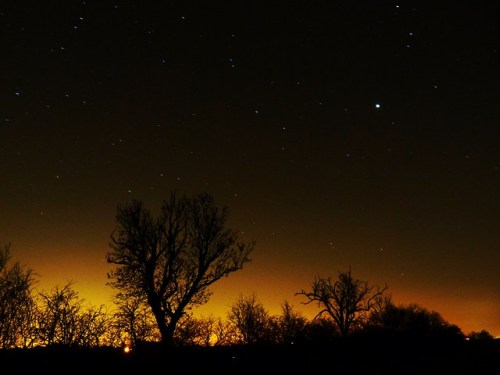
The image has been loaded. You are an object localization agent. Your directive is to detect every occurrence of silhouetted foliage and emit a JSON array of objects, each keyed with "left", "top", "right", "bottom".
[
  {"left": 36, "top": 282, "right": 109, "bottom": 347},
  {"left": 173, "top": 314, "right": 238, "bottom": 346},
  {"left": 106, "top": 191, "right": 254, "bottom": 346},
  {"left": 269, "top": 301, "right": 307, "bottom": 344},
  {"left": 173, "top": 314, "right": 209, "bottom": 346},
  {"left": 0, "top": 244, "right": 37, "bottom": 349},
  {"left": 297, "top": 268, "right": 387, "bottom": 337},
  {"left": 107, "top": 293, "right": 160, "bottom": 348},
  {"left": 303, "top": 317, "right": 339, "bottom": 344},
  {"left": 367, "top": 299, "right": 465, "bottom": 340},
  {"left": 209, "top": 315, "right": 238, "bottom": 346},
  {"left": 228, "top": 293, "right": 273, "bottom": 344},
  {"left": 467, "top": 329, "right": 494, "bottom": 341}
]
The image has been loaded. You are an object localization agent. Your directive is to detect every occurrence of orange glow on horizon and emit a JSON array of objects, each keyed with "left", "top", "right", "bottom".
[{"left": 14, "top": 242, "right": 500, "bottom": 339}]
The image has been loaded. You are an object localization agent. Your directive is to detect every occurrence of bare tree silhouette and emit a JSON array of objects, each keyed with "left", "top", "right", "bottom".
[
  {"left": 297, "top": 268, "right": 387, "bottom": 337},
  {"left": 270, "top": 301, "right": 307, "bottom": 344},
  {"left": 0, "top": 244, "right": 36, "bottom": 348},
  {"left": 107, "top": 293, "right": 160, "bottom": 348},
  {"left": 228, "top": 293, "right": 273, "bottom": 344},
  {"left": 36, "top": 282, "right": 108, "bottom": 347},
  {"left": 106, "top": 191, "right": 254, "bottom": 346}
]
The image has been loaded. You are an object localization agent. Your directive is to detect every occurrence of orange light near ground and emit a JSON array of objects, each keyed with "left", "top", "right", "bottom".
[{"left": 123, "top": 345, "right": 131, "bottom": 354}]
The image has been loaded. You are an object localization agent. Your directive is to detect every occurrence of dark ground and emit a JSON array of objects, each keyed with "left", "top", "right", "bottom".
[{"left": 2, "top": 338, "right": 498, "bottom": 375}]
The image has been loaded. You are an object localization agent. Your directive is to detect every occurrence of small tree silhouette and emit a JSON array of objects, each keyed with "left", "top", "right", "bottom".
[
  {"left": 0, "top": 244, "right": 36, "bottom": 349},
  {"left": 270, "top": 301, "right": 307, "bottom": 344},
  {"left": 228, "top": 293, "right": 273, "bottom": 344},
  {"left": 296, "top": 268, "right": 387, "bottom": 337},
  {"left": 108, "top": 293, "right": 160, "bottom": 348},
  {"left": 36, "top": 282, "right": 108, "bottom": 347}
]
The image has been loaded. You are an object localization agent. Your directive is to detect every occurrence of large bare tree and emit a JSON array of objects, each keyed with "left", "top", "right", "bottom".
[
  {"left": 296, "top": 268, "right": 387, "bottom": 337},
  {"left": 106, "top": 191, "right": 254, "bottom": 346}
]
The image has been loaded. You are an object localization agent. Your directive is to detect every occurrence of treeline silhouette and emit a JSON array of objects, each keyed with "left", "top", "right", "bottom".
[
  {"left": 2, "top": 242, "right": 498, "bottom": 374},
  {"left": 3, "top": 241, "right": 489, "bottom": 349},
  {"left": 1, "top": 191, "right": 498, "bottom": 373}
]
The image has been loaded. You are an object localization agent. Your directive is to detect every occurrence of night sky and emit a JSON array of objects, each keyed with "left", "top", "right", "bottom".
[{"left": 1, "top": 1, "right": 499, "bottom": 336}]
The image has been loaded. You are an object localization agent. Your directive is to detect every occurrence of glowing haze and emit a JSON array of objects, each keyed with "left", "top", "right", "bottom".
[{"left": 1, "top": 2, "right": 498, "bottom": 337}]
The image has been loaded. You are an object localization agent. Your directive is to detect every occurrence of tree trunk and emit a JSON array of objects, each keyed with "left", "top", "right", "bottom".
[{"left": 148, "top": 294, "right": 173, "bottom": 346}]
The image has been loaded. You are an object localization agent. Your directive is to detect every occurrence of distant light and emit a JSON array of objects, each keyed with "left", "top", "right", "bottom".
[
  {"left": 375, "top": 103, "right": 381, "bottom": 109},
  {"left": 123, "top": 345, "right": 131, "bottom": 354}
]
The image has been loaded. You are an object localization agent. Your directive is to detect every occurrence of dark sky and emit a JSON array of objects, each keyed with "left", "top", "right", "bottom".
[{"left": 1, "top": 1, "right": 499, "bottom": 336}]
